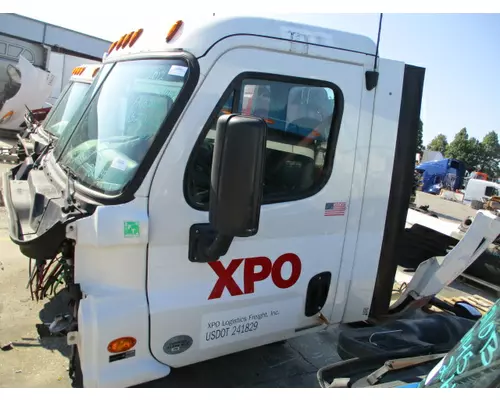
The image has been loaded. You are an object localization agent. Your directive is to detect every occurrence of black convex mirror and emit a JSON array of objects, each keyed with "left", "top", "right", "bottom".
[
  {"left": 188, "top": 114, "right": 267, "bottom": 263},
  {"left": 210, "top": 114, "right": 267, "bottom": 237}
]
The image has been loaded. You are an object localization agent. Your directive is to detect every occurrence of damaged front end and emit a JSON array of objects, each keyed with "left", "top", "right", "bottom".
[
  {"left": 3, "top": 157, "right": 77, "bottom": 260},
  {"left": 1, "top": 149, "right": 92, "bottom": 315},
  {"left": 1, "top": 149, "right": 94, "bottom": 385}
]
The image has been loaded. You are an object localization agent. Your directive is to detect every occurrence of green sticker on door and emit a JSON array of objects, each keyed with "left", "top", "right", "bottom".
[{"left": 124, "top": 221, "right": 140, "bottom": 238}]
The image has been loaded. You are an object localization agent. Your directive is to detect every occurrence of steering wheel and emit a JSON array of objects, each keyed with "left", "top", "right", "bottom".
[{"left": 188, "top": 139, "right": 214, "bottom": 205}]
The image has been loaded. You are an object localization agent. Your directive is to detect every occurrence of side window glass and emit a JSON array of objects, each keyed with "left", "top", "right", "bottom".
[
  {"left": 485, "top": 186, "right": 497, "bottom": 197},
  {"left": 186, "top": 77, "right": 337, "bottom": 209}
]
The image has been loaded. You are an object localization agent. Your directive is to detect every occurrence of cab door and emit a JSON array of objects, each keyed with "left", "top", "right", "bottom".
[{"left": 147, "top": 45, "right": 373, "bottom": 367}]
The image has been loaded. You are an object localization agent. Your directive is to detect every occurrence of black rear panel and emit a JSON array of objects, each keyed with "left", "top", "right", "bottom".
[{"left": 369, "top": 64, "right": 426, "bottom": 318}]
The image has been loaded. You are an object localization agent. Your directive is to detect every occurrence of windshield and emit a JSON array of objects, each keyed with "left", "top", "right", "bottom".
[
  {"left": 53, "top": 59, "right": 190, "bottom": 196},
  {"left": 43, "top": 81, "right": 91, "bottom": 137},
  {"left": 418, "top": 298, "right": 500, "bottom": 388}
]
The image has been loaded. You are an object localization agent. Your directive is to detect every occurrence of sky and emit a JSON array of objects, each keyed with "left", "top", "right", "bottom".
[{"left": 10, "top": 8, "right": 500, "bottom": 146}]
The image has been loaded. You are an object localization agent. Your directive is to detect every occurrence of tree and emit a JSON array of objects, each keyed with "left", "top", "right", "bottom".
[
  {"left": 416, "top": 119, "right": 424, "bottom": 154},
  {"left": 480, "top": 131, "right": 500, "bottom": 178},
  {"left": 422, "top": 127, "right": 499, "bottom": 179},
  {"left": 445, "top": 128, "right": 484, "bottom": 170},
  {"left": 427, "top": 134, "right": 448, "bottom": 154}
]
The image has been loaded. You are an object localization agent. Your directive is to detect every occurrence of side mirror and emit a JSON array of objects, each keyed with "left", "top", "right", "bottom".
[
  {"left": 188, "top": 114, "right": 267, "bottom": 263},
  {"left": 210, "top": 114, "right": 267, "bottom": 237}
]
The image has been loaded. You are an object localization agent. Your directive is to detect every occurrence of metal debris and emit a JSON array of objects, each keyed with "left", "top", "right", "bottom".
[{"left": 1, "top": 342, "right": 14, "bottom": 351}]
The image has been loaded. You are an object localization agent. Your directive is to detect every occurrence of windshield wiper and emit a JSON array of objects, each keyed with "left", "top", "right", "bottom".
[
  {"left": 31, "top": 130, "right": 57, "bottom": 169},
  {"left": 23, "top": 104, "right": 36, "bottom": 137},
  {"left": 60, "top": 164, "right": 78, "bottom": 213}
]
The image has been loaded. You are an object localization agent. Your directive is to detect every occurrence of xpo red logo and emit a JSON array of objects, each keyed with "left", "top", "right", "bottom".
[{"left": 208, "top": 253, "right": 302, "bottom": 300}]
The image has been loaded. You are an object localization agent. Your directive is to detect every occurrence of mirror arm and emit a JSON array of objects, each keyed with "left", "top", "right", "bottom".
[
  {"left": 204, "top": 234, "right": 233, "bottom": 261},
  {"left": 188, "top": 223, "right": 233, "bottom": 263}
]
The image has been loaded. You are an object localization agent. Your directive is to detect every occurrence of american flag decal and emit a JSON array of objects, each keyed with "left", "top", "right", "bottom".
[{"left": 324, "top": 202, "right": 347, "bottom": 217}]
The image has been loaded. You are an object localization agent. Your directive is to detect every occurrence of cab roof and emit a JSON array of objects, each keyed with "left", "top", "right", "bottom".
[
  {"left": 69, "top": 63, "right": 102, "bottom": 83},
  {"left": 104, "top": 16, "right": 377, "bottom": 62}
]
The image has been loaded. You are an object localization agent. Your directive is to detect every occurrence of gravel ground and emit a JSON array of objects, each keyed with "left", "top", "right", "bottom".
[{"left": 0, "top": 162, "right": 70, "bottom": 387}]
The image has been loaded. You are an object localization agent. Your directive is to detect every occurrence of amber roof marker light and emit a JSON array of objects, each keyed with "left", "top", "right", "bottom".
[
  {"left": 107, "top": 28, "right": 144, "bottom": 56},
  {"left": 121, "top": 32, "right": 134, "bottom": 48},
  {"left": 129, "top": 28, "right": 144, "bottom": 47},
  {"left": 115, "top": 34, "right": 127, "bottom": 49},
  {"left": 108, "top": 41, "right": 117, "bottom": 54},
  {"left": 72, "top": 67, "right": 85, "bottom": 76},
  {"left": 166, "top": 20, "right": 183, "bottom": 43}
]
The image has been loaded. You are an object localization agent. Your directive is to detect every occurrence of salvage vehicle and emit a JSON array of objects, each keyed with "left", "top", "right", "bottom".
[
  {"left": 27, "top": 64, "right": 102, "bottom": 158},
  {"left": 415, "top": 158, "right": 466, "bottom": 195},
  {"left": 0, "top": 64, "right": 101, "bottom": 165},
  {"left": 0, "top": 55, "right": 56, "bottom": 137},
  {"left": 0, "top": 25, "right": 105, "bottom": 138},
  {"left": 464, "top": 178, "right": 500, "bottom": 210},
  {"left": 2, "top": 16, "right": 500, "bottom": 388}
]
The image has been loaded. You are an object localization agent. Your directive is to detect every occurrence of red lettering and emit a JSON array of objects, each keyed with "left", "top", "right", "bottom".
[
  {"left": 208, "top": 253, "right": 302, "bottom": 299},
  {"left": 208, "top": 259, "right": 244, "bottom": 300},
  {"left": 243, "top": 256, "right": 273, "bottom": 294},
  {"left": 271, "top": 253, "right": 302, "bottom": 289}
]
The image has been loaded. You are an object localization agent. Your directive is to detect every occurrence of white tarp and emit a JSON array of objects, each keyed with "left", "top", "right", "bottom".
[
  {"left": 0, "top": 55, "right": 56, "bottom": 132},
  {"left": 421, "top": 150, "right": 444, "bottom": 163}
]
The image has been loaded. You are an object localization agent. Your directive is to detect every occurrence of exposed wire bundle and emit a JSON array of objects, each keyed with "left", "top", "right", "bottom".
[
  {"left": 27, "top": 256, "right": 73, "bottom": 301},
  {"left": 392, "top": 281, "right": 408, "bottom": 295}
]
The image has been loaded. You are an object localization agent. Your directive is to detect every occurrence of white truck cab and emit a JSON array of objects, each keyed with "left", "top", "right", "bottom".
[
  {"left": 2, "top": 16, "right": 498, "bottom": 388},
  {"left": 9, "top": 64, "right": 102, "bottom": 175},
  {"left": 28, "top": 64, "right": 102, "bottom": 157},
  {"left": 463, "top": 178, "right": 500, "bottom": 204}
]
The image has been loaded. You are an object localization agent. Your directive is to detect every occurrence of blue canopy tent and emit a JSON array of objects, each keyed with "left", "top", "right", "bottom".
[{"left": 416, "top": 158, "right": 466, "bottom": 194}]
